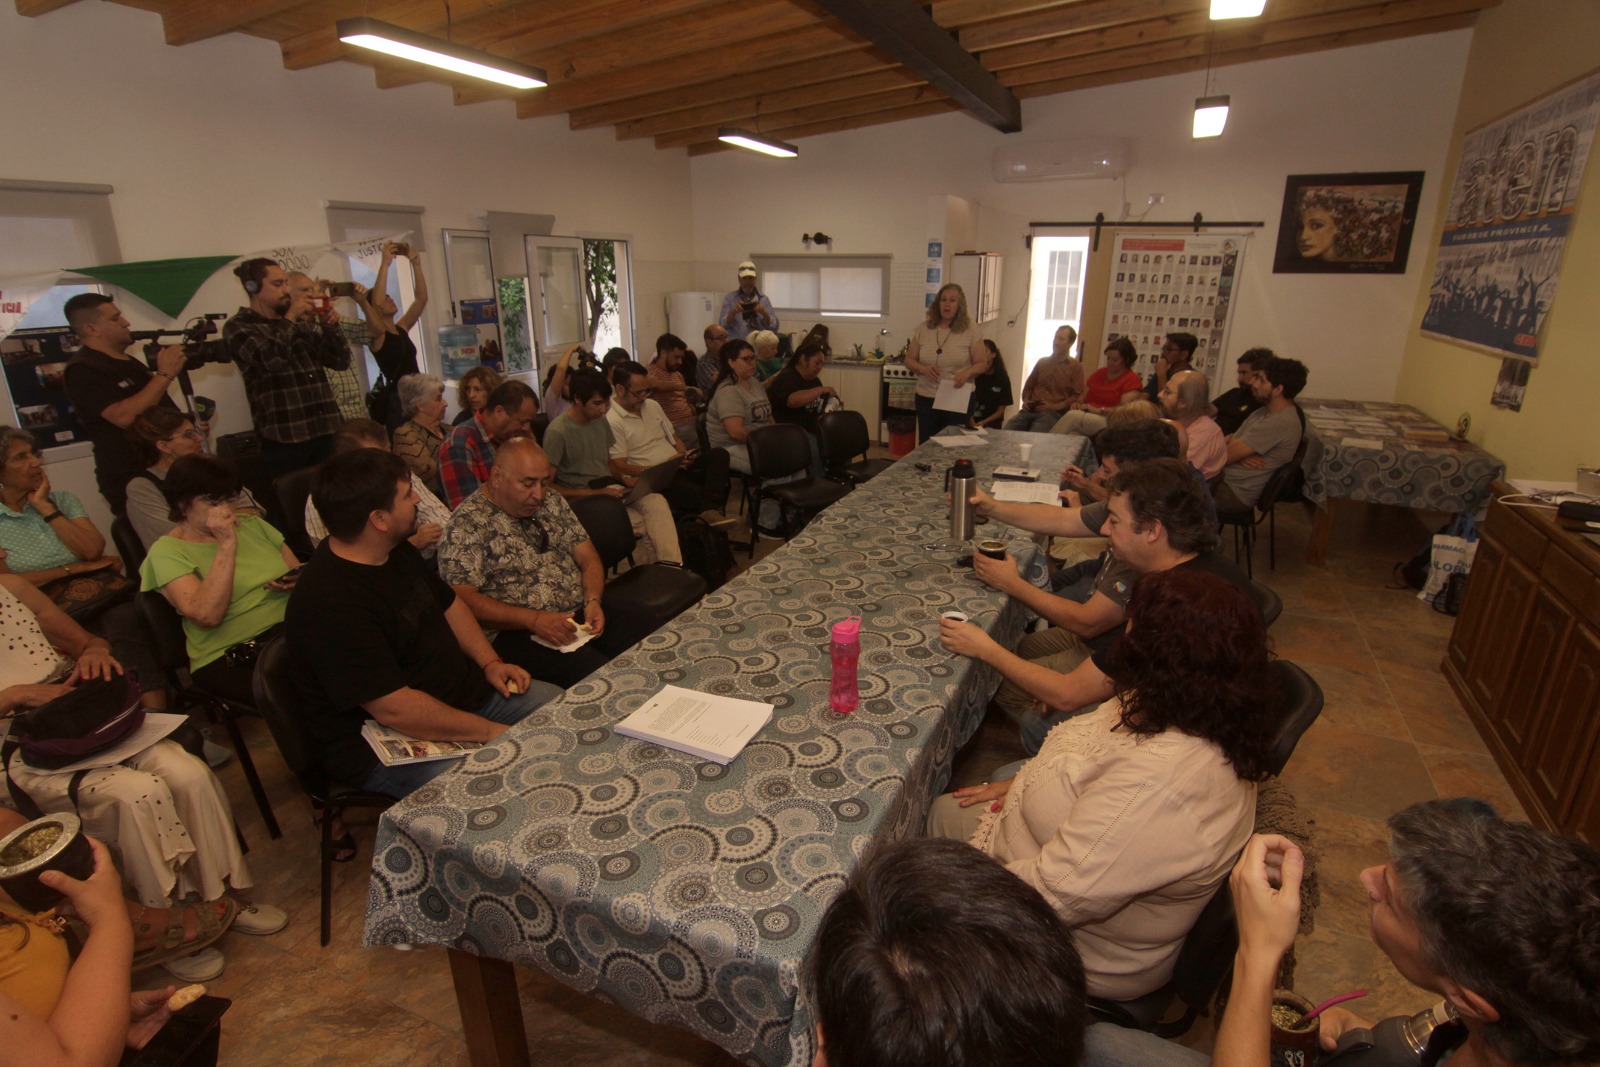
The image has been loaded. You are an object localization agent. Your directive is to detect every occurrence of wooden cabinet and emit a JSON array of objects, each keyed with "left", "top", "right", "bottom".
[
  {"left": 819, "top": 364, "right": 886, "bottom": 443},
  {"left": 1444, "top": 485, "right": 1600, "bottom": 836}
]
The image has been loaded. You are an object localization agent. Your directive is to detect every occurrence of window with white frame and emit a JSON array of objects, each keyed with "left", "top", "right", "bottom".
[{"left": 751, "top": 254, "right": 891, "bottom": 320}]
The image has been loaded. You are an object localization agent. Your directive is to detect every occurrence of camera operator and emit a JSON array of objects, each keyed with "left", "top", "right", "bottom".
[
  {"left": 719, "top": 261, "right": 777, "bottom": 342},
  {"left": 61, "top": 293, "right": 185, "bottom": 514},
  {"left": 223, "top": 258, "right": 351, "bottom": 479}
]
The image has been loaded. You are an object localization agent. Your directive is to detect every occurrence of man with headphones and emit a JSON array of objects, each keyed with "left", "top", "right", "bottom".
[{"left": 223, "top": 257, "right": 351, "bottom": 478}]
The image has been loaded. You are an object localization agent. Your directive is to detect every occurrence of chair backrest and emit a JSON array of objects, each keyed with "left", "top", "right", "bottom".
[
  {"left": 817, "top": 410, "right": 870, "bottom": 468},
  {"left": 1245, "top": 579, "right": 1283, "bottom": 627},
  {"left": 694, "top": 413, "right": 711, "bottom": 453},
  {"left": 569, "top": 493, "right": 637, "bottom": 571},
  {"left": 111, "top": 513, "right": 148, "bottom": 573},
  {"left": 1166, "top": 882, "right": 1239, "bottom": 1017},
  {"left": 251, "top": 634, "right": 323, "bottom": 790},
  {"left": 272, "top": 466, "right": 319, "bottom": 560},
  {"left": 530, "top": 413, "right": 550, "bottom": 445},
  {"left": 136, "top": 589, "right": 192, "bottom": 675},
  {"left": 747, "top": 424, "right": 812, "bottom": 481},
  {"left": 1265, "top": 659, "right": 1324, "bottom": 776}
]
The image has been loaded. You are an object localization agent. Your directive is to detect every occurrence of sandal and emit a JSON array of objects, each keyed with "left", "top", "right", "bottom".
[
  {"left": 312, "top": 808, "right": 359, "bottom": 864},
  {"left": 131, "top": 898, "right": 237, "bottom": 974}
]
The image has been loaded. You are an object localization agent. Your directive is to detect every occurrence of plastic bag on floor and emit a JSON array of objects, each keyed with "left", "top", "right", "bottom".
[{"left": 1418, "top": 511, "right": 1477, "bottom": 608}]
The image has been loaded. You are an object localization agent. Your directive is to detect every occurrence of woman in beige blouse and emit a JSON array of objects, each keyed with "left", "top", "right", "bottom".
[
  {"left": 391, "top": 373, "right": 449, "bottom": 498},
  {"left": 933, "top": 569, "right": 1277, "bottom": 1000},
  {"left": 903, "top": 283, "right": 987, "bottom": 442}
]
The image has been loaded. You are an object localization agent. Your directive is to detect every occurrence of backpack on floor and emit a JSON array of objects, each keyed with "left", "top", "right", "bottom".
[{"left": 677, "top": 518, "right": 735, "bottom": 590}]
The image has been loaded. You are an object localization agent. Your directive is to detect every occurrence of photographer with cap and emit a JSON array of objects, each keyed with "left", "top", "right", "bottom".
[{"left": 719, "top": 261, "right": 777, "bottom": 342}]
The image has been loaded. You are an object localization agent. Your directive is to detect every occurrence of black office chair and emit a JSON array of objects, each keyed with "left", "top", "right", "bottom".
[
  {"left": 135, "top": 591, "right": 282, "bottom": 839},
  {"left": 111, "top": 513, "right": 148, "bottom": 573},
  {"left": 817, "top": 410, "right": 893, "bottom": 485},
  {"left": 529, "top": 412, "right": 550, "bottom": 445},
  {"left": 1264, "top": 659, "right": 1324, "bottom": 777},
  {"left": 271, "top": 466, "right": 319, "bottom": 561},
  {"left": 1245, "top": 578, "right": 1284, "bottom": 628},
  {"left": 1087, "top": 882, "right": 1238, "bottom": 1036},
  {"left": 745, "top": 424, "right": 851, "bottom": 556},
  {"left": 569, "top": 494, "right": 707, "bottom": 624},
  {"left": 697, "top": 411, "right": 747, "bottom": 516},
  {"left": 1216, "top": 410, "right": 1309, "bottom": 576},
  {"left": 252, "top": 635, "right": 397, "bottom": 947}
]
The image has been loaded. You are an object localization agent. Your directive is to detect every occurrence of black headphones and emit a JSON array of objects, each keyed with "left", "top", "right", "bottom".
[{"left": 243, "top": 276, "right": 260, "bottom": 294}]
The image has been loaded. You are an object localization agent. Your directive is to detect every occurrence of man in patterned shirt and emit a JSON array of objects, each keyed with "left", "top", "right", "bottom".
[
  {"left": 435, "top": 379, "right": 537, "bottom": 508},
  {"left": 437, "top": 438, "right": 658, "bottom": 687},
  {"left": 223, "top": 258, "right": 352, "bottom": 478}
]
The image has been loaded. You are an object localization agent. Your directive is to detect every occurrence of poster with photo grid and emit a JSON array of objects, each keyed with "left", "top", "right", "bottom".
[{"left": 1102, "top": 232, "right": 1249, "bottom": 397}]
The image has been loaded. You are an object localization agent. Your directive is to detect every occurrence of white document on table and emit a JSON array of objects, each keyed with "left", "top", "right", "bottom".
[
  {"left": 933, "top": 379, "right": 975, "bottom": 414},
  {"left": 990, "top": 481, "right": 1063, "bottom": 505},
  {"left": 613, "top": 685, "right": 773, "bottom": 764}
]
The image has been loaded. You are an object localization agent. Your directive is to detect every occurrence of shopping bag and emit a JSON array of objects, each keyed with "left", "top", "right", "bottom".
[{"left": 1418, "top": 511, "right": 1477, "bottom": 606}]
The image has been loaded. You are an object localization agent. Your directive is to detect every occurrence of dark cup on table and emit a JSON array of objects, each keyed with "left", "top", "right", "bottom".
[{"left": 976, "top": 539, "right": 1008, "bottom": 561}]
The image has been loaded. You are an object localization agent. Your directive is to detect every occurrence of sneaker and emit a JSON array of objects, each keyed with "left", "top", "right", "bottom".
[
  {"left": 163, "top": 946, "right": 225, "bottom": 983},
  {"left": 202, "top": 739, "right": 234, "bottom": 769},
  {"left": 230, "top": 900, "right": 289, "bottom": 936},
  {"left": 698, "top": 509, "right": 738, "bottom": 529}
]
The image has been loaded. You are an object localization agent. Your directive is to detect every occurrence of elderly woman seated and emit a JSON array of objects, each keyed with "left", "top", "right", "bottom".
[
  {"left": 0, "top": 426, "right": 123, "bottom": 591},
  {"left": 390, "top": 373, "right": 450, "bottom": 498},
  {"left": 932, "top": 569, "right": 1276, "bottom": 1000}
]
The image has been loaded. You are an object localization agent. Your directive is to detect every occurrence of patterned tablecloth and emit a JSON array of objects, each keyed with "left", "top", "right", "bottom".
[
  {"left": 363, "top": 429, "right": 1085, "bottom": 1067},
  {"left": 1298, "top": 399, "right": 1504, "bottom": 513}
]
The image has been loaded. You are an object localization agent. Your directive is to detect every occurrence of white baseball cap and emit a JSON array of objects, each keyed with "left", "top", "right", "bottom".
[{"left": 737, "top": 261, "right": 757, "bottom": 278}]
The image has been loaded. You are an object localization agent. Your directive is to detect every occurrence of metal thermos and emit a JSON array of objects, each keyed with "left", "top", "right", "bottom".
[{"left": 948, "top": 458, "right": 977, "bottom": 541}]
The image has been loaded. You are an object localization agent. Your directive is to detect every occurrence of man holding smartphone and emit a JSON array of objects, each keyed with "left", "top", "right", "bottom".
[{"left": 607, "top": 362, "right": 734, "bottom": 528}]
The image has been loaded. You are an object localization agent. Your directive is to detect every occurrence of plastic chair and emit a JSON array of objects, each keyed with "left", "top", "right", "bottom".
[
  {"left": 817, "top": 410, "right": 893, "bottom": 485},
  {"left": 111, "top": 513, "right": 148, "bottom": 573},
  {"left": 569, "top": 494, "right": 707, "bottom": 624},
  {"left": 697, "top": 412, "right": 747, "bottom": 515},
  {"left": 1264, "top": 659, "right": 1324, "bottom": 777},
  {"left": 252, "top": 635, "right": 397, "bottom": 947},
  {"left": 271, "top": 466, "right": 319, "bottom": 561},
  {"left": 1245, "top": 578, "right": 1283, "bottom": 628},
  {"left": 745, "top": 424, "right": 851, "bottom": 556},
  {"left": 1217, "top": 432, "right": 1309, "bottom": 577},
  {"left": 1086, "top": 884, "right": 1238, "bottom": 1036},
  {"left": 135, "top": 591, "right": 281, "bottom": 840}
]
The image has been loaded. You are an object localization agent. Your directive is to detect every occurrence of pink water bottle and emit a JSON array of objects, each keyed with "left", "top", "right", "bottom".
[{"left": 829, "top": 616, "right": 862, "bottom": 713}]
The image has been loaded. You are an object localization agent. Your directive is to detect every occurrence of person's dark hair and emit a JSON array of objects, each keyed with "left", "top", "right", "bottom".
[
  {"left": 788, "top": 338, "right": 828, "bottom": 370},
  {"left": 129, "top": 407, "right": 192, "bottom": 466},
  {"left": 332, "top": 418, "right": 388, "bottom": 454},
  {"left": 1094, "top": 419, "right": 1180, "bottom": 466},
  {"left": 710, "top": 338, "right": 754, "bottom": 397},
  {"left": 1387, "top": 799, "right": 1600, "bottom": 1066},
  {"left": 63, "top": 292, "right": 114, "bottom": 335},
  {"left": 654, "top": 332, "right": 686, "bottom": 356},
  {"left": 808, "top": 837, "right": 1087, "bottom": 1067},
  {"left": 163, "top": 453, "right": 242, "bottom": 522},
  {"left": 600, "top": 348, "right": 631, "bottom": 375},
  {"left": 1237, "top": 347, "right": 1275, "bottom": 371},
  {"left": 1165, "top": 332, "right": 1198, "bottom": 357},
  {"left": 232, "top": 257, "right": 278, "bottom": 294},
  {"left": 313, "top": 448, "right": 410, "bottom": 541},
  {"left": 1102, "top": 568, "right": 1275, "bottom": 780},
  {"left": 485, "top": 379, "right": 536, "bottom": 415},
  {"left": 1260, "top": 355, "right": 1309, "bottom": 400},
  {"left": 1103, "top": 337, "right": 1137, "bottom": 367},
  {"left": 1106, "top": 456, "right": 1216, "bottom": 554},
  {"left": 610, "top": 360, "right": 649, "bottom": 390},
  {"left": 567, "top": 368, "right": 610, "bottom": 405}
]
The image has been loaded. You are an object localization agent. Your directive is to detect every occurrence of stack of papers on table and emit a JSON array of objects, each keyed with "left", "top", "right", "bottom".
[
  {"left": 362, "top": 721, "right": 483, "bottom": 766},
  {"left": 930, "top": 429, "right": 988, "bottom": 449},
  {"left": 613, "top": 685, "right": 773, "bottom": 764},
  {"left": 991, "top": 481, "right": 1062, "bottom": 505}
]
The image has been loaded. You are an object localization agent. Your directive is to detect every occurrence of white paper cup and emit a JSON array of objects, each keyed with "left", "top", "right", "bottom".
[{"left": 1018, "top": 442, "right": 1033, "bottom": 464}]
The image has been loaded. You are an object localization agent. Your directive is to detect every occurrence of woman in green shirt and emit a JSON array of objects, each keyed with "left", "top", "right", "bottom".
[{"left": 139, "top": 454, "right": 298, "bottom": 707}]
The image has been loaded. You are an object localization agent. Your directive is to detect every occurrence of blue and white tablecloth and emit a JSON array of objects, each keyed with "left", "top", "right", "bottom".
[
  {"left": 1299, "top": 399, "right": 1504, "bottom": 513},
  {"left": 363, "top": 429, "right": 1084, "bottom": 1066}
]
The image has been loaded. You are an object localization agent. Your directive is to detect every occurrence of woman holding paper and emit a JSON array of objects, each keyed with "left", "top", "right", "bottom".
[{"left": 903, "top": 283, "right": 987, "bottom": 443}]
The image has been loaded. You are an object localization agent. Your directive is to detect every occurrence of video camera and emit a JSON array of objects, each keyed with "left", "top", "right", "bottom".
[
  {"left": 133, "top": 313, "right": 231, "bottom": 370},
  {"left": 571, "top": 347, "right": 601, "bottom": 372}
]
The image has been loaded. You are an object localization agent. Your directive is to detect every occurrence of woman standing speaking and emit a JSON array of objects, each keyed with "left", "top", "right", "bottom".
[{"left": 902, "top": 283, "right": 987, "bottom": 442}]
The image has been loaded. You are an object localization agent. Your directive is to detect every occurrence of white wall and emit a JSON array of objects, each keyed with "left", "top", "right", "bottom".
[
  {"left": 0, "top": 2, "right": 696, "bottom": 532},
  {"left": 690, "top": 30, "right": 1475, "bottom": 401}
]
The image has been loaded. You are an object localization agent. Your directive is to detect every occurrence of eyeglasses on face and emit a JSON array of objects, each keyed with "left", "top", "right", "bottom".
[
  {"left": 164, "top": 428, "right": 206, "bottom": 442},
  {"left": 734, "top": 355, "right": 755, "bottom": 364}
]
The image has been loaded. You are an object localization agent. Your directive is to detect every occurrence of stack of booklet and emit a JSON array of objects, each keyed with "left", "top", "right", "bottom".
[
  {"left": 613, "top": 685, "right": 773, "bottom": 765},
  {"left": 362, "top": 721, "right": 483, "bottom": 767}
]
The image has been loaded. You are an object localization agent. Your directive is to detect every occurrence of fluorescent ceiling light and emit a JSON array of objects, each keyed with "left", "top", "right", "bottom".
[
  {"left": 1210, "top": 0, "right": 1267, "bottom": 17},
  {"left": 718, "top": 128, "right": 799, "bottom": 158},
  {"left": 337, "top": 17, "right": 546, "bottom": 90},
  {"left": 1193, "top": 95, "right": 1230, "bottom": 138}
]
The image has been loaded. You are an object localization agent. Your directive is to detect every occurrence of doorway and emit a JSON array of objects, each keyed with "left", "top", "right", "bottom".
[{"left": 1023, "top": 234, "right": 1091, "bottom": 382}]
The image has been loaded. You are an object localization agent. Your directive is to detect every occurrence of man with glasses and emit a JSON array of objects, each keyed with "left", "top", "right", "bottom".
[
  {"left": 1144, "top": 332, "right": 1197, "bottom": 403},
  {"left": 607, "top": 362, "right": 734, "bottom": 528},
  {"left": 62, "top": 292, "right": 187, "bottom": 513}
]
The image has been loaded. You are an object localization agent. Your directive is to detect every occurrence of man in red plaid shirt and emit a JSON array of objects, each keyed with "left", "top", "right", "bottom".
[{"left": 436, "top": 379, "right": 538, "bottom": 507}]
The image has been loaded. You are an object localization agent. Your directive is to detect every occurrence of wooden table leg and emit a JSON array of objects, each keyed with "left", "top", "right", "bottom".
[
  {"left": 1306, "top": 498, "right": 1338, "bottom": 565},
  {"left": 448, "top": 948, "right": 529, "bottom": 1067}
]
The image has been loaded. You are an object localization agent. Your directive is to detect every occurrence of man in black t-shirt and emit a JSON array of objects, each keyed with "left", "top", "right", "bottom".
[
  {"left": 1212, "top": 348, "right": 1271, "bottom": 436},
  {"left": 286, "top": 449, "right": 562, "bottom": 798},
  {"left": 61, "top": 293, "right": 186, "bottom": 513}
]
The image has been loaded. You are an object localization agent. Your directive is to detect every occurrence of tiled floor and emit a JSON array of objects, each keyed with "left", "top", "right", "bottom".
[{"left": 164, "top": 496, "right": 1521, "bottom": 1064}]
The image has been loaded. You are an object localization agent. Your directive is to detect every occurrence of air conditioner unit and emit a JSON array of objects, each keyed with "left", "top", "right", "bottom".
[{"left": 991, "top": 138, "right": 1132, "bottom": 183}]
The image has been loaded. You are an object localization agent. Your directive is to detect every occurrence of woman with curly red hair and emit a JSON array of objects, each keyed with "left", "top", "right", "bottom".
[{"left": 928, "top": 568, "right": 1277, "bottom": 1000}]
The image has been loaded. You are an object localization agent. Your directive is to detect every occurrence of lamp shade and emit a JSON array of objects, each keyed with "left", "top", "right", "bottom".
[
  {"left": 1193, "top": 95, "right": 1231, "bottom": 138},
  {"left": 336, "top": 17, "right": 546, "bottom": 90},
  {"left": 717, "top": 128, "right": 799, "bottom": 158}
]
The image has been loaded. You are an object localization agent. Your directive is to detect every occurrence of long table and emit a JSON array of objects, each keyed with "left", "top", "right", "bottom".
[{"left": 362, "top": 429, "right": 1086, "bottom": 1067}]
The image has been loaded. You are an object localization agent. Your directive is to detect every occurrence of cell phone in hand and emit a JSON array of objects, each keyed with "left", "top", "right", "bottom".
[
  {"left": 268, "top": 565, "right": 304, "bottom": 587},
  {"left": 326, "top": 281, "right": 358, "bottom": 298}
]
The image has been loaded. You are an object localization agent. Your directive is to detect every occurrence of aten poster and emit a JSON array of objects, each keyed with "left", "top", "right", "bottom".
[{"left": 1421, "top": 68, "right": 1600, "bottom": 363}]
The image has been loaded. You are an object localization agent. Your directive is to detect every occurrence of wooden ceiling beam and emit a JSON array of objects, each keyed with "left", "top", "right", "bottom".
[
  {"left": 811, "top": 0, "right": 1021, "bottom": 131},
  {"left": 157, "top": 0, "right": 306, "bottom": 45},
  {"left": 960, "top": 0, "right": 1197, "bottom": 52},
  {"left": 928, "top": 0, "right": 1086, "bottom": 27},
  {"left": 15, "top": 0, "right": 85, "bottom": 13},
  {"left": 686, "top": 99, "right": 965, "bottom": 155},
  {"left": 515, "top": 23, "right": 866, "bottom": 119},
  {"left": 655, "top": 83, "right": 950, "bottom": 149},
  {"left": 568, "top": 48, "right": 893, "bottom": 130},
  {"left": 616, "top": 67, "right": 925, "bottom": 140},
  {"left": 486, "top": 0, "right": 736, "bottom": 56}
]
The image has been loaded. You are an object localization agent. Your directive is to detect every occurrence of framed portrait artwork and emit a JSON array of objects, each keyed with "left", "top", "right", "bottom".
[{"left": 1271, "top": 171, "right": 1425, "bottom": 274}]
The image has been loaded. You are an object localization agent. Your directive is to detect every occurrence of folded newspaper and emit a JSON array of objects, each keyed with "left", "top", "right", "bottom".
[{"left": 362, "top": 720, "right": 483, "bottom": 767}]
